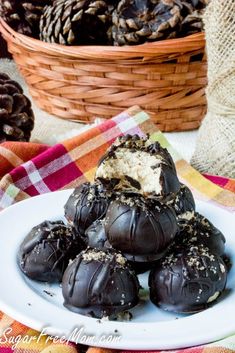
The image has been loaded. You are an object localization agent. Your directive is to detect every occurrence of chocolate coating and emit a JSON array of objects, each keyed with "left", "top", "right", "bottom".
[
  {"left": 177, "top": 212, "right": 226, "bottom": 256},
  {"left": 104, "top": 194, "right": 178, "bottom": 261},
  {"left": 62, "top": 248, "right": 140, "bottom": 318},
  {"left": 168, "top": 183, "right": 195, "bottom": 216},
  {"left": 222, "top": 254, "right": 232, "bottom": 272},
  {"left": 84, "top": 220, "right": 107, "bottom": 249},
  {"left": 95, "top": 134, "right": 180, "bottom": 198},
  {"left": 128, "top": 260, "right": 159, "bottom": 274},
  {"left": 64, "top": 182, "right": 110, "bottom": 236},
  {"left": 18, "top": 220, "right": 82, "bottom": 282},
  {"left": 84, "top": 223, "right": 155, "bottom": 274},
  {"left": 149, "top": 245, "right": 227, "bottom": 313}
]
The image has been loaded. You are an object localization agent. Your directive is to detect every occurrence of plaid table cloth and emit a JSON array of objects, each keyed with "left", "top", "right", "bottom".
[{"left": 0, "top": 106, "right": 234, "bottom": 353}]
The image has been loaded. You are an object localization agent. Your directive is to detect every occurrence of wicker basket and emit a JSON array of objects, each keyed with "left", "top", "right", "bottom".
[{"left": 0, "top": 19, "right": 207, "bottom": 131}]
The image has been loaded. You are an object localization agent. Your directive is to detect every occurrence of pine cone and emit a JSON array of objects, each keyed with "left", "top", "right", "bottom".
[
  {"left": 197, "top": 0, "right": 210, "bottom": 8},
  {"left": 40, "top": 0, "right": 114, "bottom": 45},
  {"left": 177, "top": 0, "right": 209, "bottom": 13},
  {"left": 0, "top": 0, "right": 32, "bottom": 36},
  {"left": 112, "top": 0, "right": 183, "bottom": 46},
  {"left": 0, "top": 73, "right": 34, "bottom": 143},
  {"left": 179, "top": 0, "right": 209, "bottom": 36},
  {"left": 0, "top": 0, "right": 52, "bottom": 37},
  {"left": 180, "top": 8, "right": 204, "bottom": 35},
  {"left": 0, "top": 34, "right": 11, "bottom": 59},
  {"left": 22, "top": 0, "right": 52, "bottom": 37}
]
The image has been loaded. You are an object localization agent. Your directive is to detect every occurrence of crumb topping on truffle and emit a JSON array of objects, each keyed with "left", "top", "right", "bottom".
[
  {"left": 81, "top": 249, "right": 127, "bottom": 267},
  {"left": 113, "top": 193, "right": 164, "bottom": 212},
  {"left": 178, "top": 211, "right": 195, "bottom": 222},
  {"left": 162, "top": 245, "right": 217, "bottom": 273}
]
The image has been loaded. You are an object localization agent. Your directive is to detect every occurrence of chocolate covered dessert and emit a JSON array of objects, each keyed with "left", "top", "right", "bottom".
[
  {"left": 64, "top": 182, "right": 110, "bottom": 236},
  {"left": 17, "top": 134, "right": 230, "bottom": 320},
  {"left": 128, "top": 259, "right": 159, "bottom": 274},
  {"left": 95, "top": 135, "right": 180, "bottom": 199},
  {"left": 168, "top": 183, "right": 196, "bottom": 216},
  {"left": 18, "top": 220, "right": 82, "bottom": 282},
  {"left": 149, "top": 245, "right": 227, "bottom": 313},
  {"left": 177, "top": 212, "right": 226, "bottom": 256},
  {"left": 84, "top": 220, "right": 156, "bottom": 274},
  {"left": 104, "top": 193, "right": 178, "bottom": 261},
  {"left": 62, "top": 248, "right": 140, "bottom": 318},
  {"left": 84, "top": 219, "right": 107, "bottom": 249}
]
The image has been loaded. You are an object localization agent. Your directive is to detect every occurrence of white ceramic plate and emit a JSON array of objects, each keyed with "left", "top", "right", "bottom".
[{"left": 0, "top": 189, "right": 235, "bottom": 350}]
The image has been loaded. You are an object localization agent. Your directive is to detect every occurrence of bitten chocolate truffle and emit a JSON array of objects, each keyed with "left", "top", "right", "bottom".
[
  {"left": 104, "top": 193, "right": 178, "bottom": 262},
  {"left": 177, "top": 212, "right": 226, "bottom": 256},
  {"left": 18, "top": 220, "right": 82, "bottom": 282},
  {"left": 62, "top": 248, "right": 140, "bottom": 318},
  {"left": 168, "top": 183, "right": 195, "bottom": 216},
  {"left": 149, "top": 245, "right": 227, "bottom": 313},
  {"left": 64, "top": 182, "right": 110, "bottom": 236},
  {"left": 95, "top": 135, "right": 180, "bottom": 198}
]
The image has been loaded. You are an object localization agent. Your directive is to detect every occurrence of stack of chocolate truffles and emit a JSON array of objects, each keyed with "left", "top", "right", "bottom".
[
  {"left": 18, "top": 135, "right": 228, "bottom": 318},
  {"left": 95, "top": 134, "right": 181, "bottom": 269}
]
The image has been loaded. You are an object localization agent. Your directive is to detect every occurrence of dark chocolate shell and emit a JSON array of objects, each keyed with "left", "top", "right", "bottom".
[
  {"left": 62, "top": 248, "right": 140, "bottom": 318},
  {"left": 18, "top": 220, "right": 82, "bottom": 282},
  {"left": 177, "top": 212, "right": 226, "bottom": 256},
  {"left": 128, "top": 259, "right": 159, "bottom": 274},
  {"left": 64, "top": 182, "right": 110, "bottom": 236},
  {"left": 149, "top": 245, "right": 227, "bottom": 313},
  {"left": 168, "top": 183, "right": 195, "bottom": 216},
  {"left": 104, "top": 194, "right": 178, "bottom": 261},
  {"left": 84, "top": 219, "right": 107, "bottom": 249},
  {"left": 84, "top": 223, "right": 155, "bottom": 274}
]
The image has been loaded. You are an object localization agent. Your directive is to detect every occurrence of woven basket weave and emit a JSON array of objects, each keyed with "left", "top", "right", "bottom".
[{"left": 0, "top": 19, "right": 207, "bottom": 131}]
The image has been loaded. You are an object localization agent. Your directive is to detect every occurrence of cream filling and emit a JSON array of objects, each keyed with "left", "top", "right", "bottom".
[
  {"left": 96, "top": 149, "right": 164, "bottom": 194},
  {"left": 207, "top": 291, "right": 220, "bottom": 303}
]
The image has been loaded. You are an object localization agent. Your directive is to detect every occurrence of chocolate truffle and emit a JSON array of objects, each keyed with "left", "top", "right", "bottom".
[
  {"left": 62, "top": 248, "right": 140, "bottom": 318},
  {"left": 64, "top": 182, "right": 110, "bottom": 236},
  {"left": 95, "top": 135, "right": 180, "bottom": 198},
  {"left": 104, "top": 193, "right": 178, "bottom": 262},
  {"left": 18, "top": 220, "right": 82, "bottom": 282},
  {"left": 149, "top": 245, "right": 227, "bottom": 313},
  {"left": 84, "top": 222, "right": 155, "bottom": 274},
  {"left": 128, "top": 260, "right": 159, "bottom": 274},
  {"left": 84, "top": 219, "right": 107, "bottom": 249},
  {"left": 168, "top": 183, "right": 195, "bottom": 216},
  {"left": 177, "top": 212, "right": 226, "bottom": 256}
]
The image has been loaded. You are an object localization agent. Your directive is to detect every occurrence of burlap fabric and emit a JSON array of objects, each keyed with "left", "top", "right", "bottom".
[{"left": 191, "top": 0, "right": 235, "bottom": 178}]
